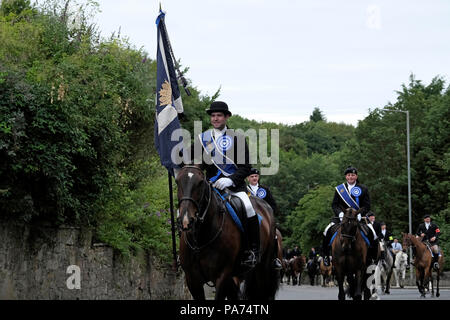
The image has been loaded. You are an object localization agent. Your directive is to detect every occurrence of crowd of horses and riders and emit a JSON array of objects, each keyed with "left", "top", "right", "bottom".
[{"left": 172, "top": 101, "right": 445, "bottom": 301}]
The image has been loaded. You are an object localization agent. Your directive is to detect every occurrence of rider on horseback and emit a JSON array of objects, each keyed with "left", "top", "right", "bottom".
[
  {"left": 321, "top": 166, "right": 377, "bottom": 266},
  {"left": 416, "top": 214, "right": 441, "bottom": 270},
  {"left": 186, "top": 101, "right": 260, "bottom": 267},
  {"left": 247, "top": 167, "right": 282, "bottom": 269}
]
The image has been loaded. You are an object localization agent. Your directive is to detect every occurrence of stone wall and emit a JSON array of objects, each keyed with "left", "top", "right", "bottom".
[{"left": 0, "top": 220, "right": 190, "bottom": 300}]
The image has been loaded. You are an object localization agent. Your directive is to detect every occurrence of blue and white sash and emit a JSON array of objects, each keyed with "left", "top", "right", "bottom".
[
  {"left": 335, "top": 183, "right": 360, "bottom": 210},
  {"left": 247, "top": 185, "right": 267, "bottom": 199},
  {"left": 198, "top": 129, "right": 238, "bottom": 179}
]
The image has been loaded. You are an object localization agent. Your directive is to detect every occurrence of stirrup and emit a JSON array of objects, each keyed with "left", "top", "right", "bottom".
[
  {"left": 242, "top": 250, "right": 258, "bottom": 267},
  {"left": 274, "top": 258, "right": 282, "bottom": 270},
  {"left": 433, "top": 262, "right": 439, "bottom": 270}
]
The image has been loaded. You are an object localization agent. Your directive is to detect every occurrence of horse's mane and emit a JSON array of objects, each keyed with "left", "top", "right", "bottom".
[{"left": 408, "top": 233, "right": 426, "bottom": 249}]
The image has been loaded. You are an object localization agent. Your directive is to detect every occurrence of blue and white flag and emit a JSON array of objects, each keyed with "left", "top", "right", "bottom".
[{"left": 154, "top": 10, "right": 184, "bottom": 174}]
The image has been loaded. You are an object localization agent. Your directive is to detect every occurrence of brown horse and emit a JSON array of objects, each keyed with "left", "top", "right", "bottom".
[
  {"left": 289, "top": 255, "right": 306, "bottom": 285},
  {"left": 331, "top": 207, "right": 368, "bottom": 300},
  {"left": 276, "top": 229, "right": 285, "bottom": 283},
  {"left": 319, "top": 256, "right": 334, "bottom": 287},
  {"left": 402, "top": 233, "right": 444, "bottom": 298},
  {"left": 177, "top": 165, "right": 279, "bottom": 300}
]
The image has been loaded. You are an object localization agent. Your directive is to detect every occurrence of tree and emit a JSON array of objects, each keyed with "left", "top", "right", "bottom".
[{"left": 309, "top": 107, "right": 326, "bottom": 122}]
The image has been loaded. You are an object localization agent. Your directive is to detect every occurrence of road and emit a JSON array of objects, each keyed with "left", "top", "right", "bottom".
[{"left": 276, "top": 283, "right": 450, "bottom": 300}]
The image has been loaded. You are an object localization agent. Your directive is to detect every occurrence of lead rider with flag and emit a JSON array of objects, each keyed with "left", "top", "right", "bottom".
[{"left": 321, "top": 166, "right": 377, "bottom": 266}]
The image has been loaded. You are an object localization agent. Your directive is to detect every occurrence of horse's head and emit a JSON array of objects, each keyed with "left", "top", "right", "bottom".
[
  {"left": 401, "top": 232, "right": 412, "bottom": 249},
  {"left": 176, "top": 165, "right": 210, "bottom": 232},
  {"left": 340, "top": 208, "right": 360, "bottom": 249}
]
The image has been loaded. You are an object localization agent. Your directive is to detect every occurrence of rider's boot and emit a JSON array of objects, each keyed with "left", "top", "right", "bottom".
[
  {"left": 243, "top": 215, "right": 260, "bottom": 267},
  {"left": 432, "top": 250, "right": 440, "bottom": 270},
  {"left": 322, "top": 231, "right": 331, "bottom": 267},
  {"left": 368, "top": 239, "right": 379, "bottom": 264}
]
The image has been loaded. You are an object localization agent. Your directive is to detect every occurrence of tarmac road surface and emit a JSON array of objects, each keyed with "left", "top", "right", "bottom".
[{"left": 276, "top": 283, "right": 450, "bottom": 300}]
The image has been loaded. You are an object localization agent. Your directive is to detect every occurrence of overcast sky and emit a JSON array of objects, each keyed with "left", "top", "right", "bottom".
[{"left": 93, "top": 0, "right": 450, "bottom": 126}]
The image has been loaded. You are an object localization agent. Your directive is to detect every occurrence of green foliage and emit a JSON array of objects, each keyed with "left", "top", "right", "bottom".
[
  {"left": 95, "top": 157, "right": 175, "bottom": 261},
  {"left": 309, "top": 107, "right": 326, "bottom": 122},
  {"left": 287, "top": 185, "right": 334, "bottom": 252},
  {"left": 0, "top": 0, "right": 181, "bottom": 261}
]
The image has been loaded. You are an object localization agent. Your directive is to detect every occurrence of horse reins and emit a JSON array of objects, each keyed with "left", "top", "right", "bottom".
[
  {"left": 341, "top": 214, "right": 358, "bottom": 241},
  {"left": 178, "top": 166, "right": 211, "bottom": 223},
  {"left": 178, "top": 166, "right": 225, "bottom": 252}
]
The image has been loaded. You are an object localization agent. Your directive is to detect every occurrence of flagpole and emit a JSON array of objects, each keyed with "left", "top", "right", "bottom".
[{"left": 168, "top": 171, "right": 178, "bottom": 271}]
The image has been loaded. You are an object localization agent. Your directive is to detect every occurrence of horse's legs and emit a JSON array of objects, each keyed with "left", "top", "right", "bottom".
[
  {"left": 436, "top": 269, "right": 440, "bottom": 298},
  {"left": 385, "top": 269, "right": 393, "bottom": 294},
  {"left": 185, "top": 274, "right": 206, "bottom": 300},
  {"left": 337, "top": 274, "right": 346, "bottom": 300},
  {"left": 429, "top": 271, "right": 434, "bottom": 297},
  {"left": 416, "top": 268, "right": 425, "bottom": 297},
  {"left": 354, "top": 270, "right": 363, "bottom": 300},
  {"left": 224, "top": 278, "right": 240, "bottom": 301},
  {"left": 215, "top": 271, "right": 233, "bottom": 300}
]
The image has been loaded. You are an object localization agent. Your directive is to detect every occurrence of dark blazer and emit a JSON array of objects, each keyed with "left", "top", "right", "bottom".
[
  {"left": 189, "top": 128, "right": 251, "bottom": 193},
  {"left": 371, "top": 221, "right": 382, "bottom": 239},
  {"left": 247, "top": 183, "right": 279, "bottom": 216},
  {"left": 416, "top": 222, "right": 440, "bottom": 244},
  {"left": 332, "top": 182, "right": 371, "bottom": 217},
  {"left": 379, "top": 229, "right": 393, "bottom": 242}
]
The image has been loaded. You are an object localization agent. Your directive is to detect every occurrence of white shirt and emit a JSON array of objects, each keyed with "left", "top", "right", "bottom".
[
  {"left": 425, "top": 222, "right": 430, "bottom": 230},
  {"left": 382, "top": 229, "right": 386, "bottom": 237},
  {"left": 249, "top": 183, "right": 259, "bottom": 195},
  {"left": 347, "top": 182, "right": 356, "bottom": 194},
  {"left": 213, "top": 126, "right": 227, "bottom": 139}
]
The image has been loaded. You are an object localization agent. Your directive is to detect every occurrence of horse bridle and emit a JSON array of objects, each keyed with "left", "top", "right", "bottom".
[
  {"left": 177, "top": 166, "right": 225, "bottom": 252},
  {"left": 178, "top": 165, "right": 212, "bottom": 224},
  {"left": 341, "top": 214, "right": 358, "bottom": 241}
]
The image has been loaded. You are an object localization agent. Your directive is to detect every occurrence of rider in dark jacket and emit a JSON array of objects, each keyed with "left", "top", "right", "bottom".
[
  {"left": 416, "top": 214, "right": 441, "bottom": 269},
  {"left": 322, "top": 166, "right": 376, "bottom": 266}
]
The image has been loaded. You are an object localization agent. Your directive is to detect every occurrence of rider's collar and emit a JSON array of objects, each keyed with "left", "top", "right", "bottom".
[
  {"left": 213, "top": 126, "right": 228, "bottom": 139},
  {"left": 347, "top": 182, "right": 356, "bottom": 189}
]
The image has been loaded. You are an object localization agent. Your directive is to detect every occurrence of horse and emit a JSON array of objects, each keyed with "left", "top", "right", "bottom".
[
  {"left": 318, "top": 256, "right": 334, "bottom": 287},
  {"left": 307, "top": 254, "right": 320, "bottom": 286},
  {"left": 275, "top": 229, "right": 285, "bottom": 283},
  {"left": 289, "top": 255, "right": 306, "bottom": 285},
  {"left": 393, "top": 250, "right": 408, "bottom": 288},
  {"left": 176, "top": 165, "right": 279, "bottom": 300},
  {"left": 402, "top": 233, "right": 444, "bottom": 298},
  {"left": 280, "top": 258, "right": 289, "bottom": 284},
  {"left": 374, "top": 240, "right": 394, "bottom": 294},
  {"left": 331, "top": 207, "right": 369, "bottom": 300}
]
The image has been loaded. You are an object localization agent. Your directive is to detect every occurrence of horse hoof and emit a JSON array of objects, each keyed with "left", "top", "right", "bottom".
[{"left": 436, "top": 293, "right": 440, "bottom": 297}]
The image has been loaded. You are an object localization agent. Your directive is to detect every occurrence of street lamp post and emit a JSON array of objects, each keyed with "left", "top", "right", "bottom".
[{"left": 381, "top": 108, "right": 413, "bottom": 280}]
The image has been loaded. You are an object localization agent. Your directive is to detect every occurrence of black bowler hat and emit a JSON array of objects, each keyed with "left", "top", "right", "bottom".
[
  {"left": 250, "top": 168, "right": 260, "bottom": 175},
  {"left": 344, "top": 166, "right": 358, "bottom": 175},
  {"left": 206, "top": 101, "right": 232, "bottom": 116},
  {"left": 367, "top": 211, "right": 375, "bottom": 217},
  {"left": 423, "top": 214, "right": 431, "bottom": 219}
]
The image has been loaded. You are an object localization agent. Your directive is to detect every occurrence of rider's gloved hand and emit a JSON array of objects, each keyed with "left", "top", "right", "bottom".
[{"left": 213, "top": 177, "right": 233, "bottom": 190}]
